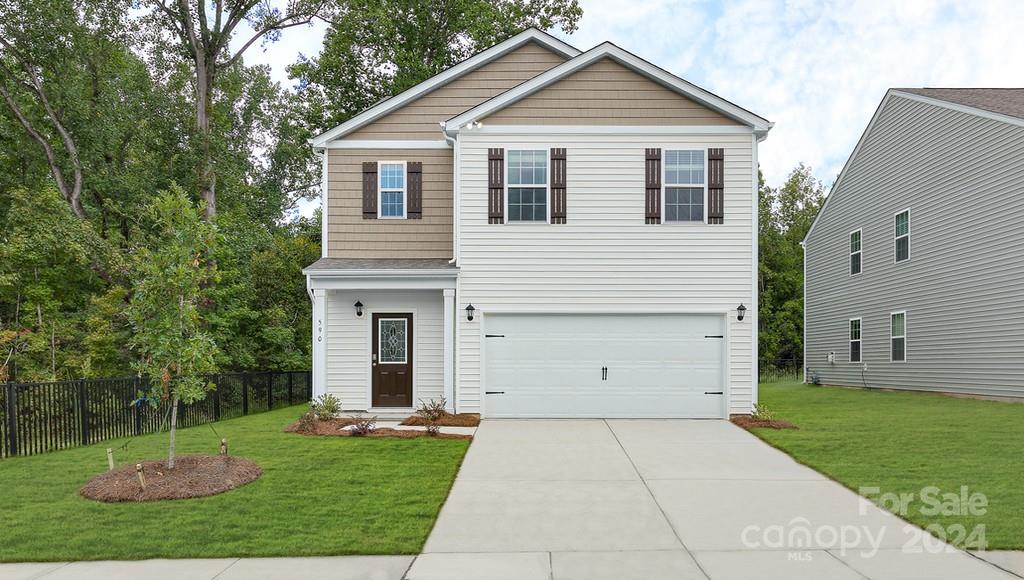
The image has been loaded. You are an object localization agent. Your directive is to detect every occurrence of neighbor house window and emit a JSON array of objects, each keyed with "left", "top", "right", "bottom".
[
  {"left": 890, "top": 311, "right": 906, "bottom": 362},
  {"left": 850, "top": 229, "right": 862, "bottom": 275},
  {"left": 894, "top": 210, "right": 910, "bottom": 262},
  {"left": 507, "top": 150, "right": 548, "bottom": 222},
  {"left": 849, "top": 318, "right": 862, "bottom": 363},
  {"left": 664, "top": 149, "right": 706, "bottom": 222},
  {"left": 378, "top": 161, "right": 406, "bottom": 218}
]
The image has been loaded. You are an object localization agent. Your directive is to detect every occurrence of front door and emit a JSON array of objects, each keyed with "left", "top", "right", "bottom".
[{"left": 372, "top": 313, "right": 413, "bottom": 407}]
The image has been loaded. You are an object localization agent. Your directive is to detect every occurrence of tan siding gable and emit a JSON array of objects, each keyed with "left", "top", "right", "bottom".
[
  {"left": 347, "top": 42, "right": 567, "bottom": 139},
  {"left": 482, "top": 58, "right": 740, "bottom": 125},
  {"left": 327, "top": 148, "right": 452, "bottom": 258}
]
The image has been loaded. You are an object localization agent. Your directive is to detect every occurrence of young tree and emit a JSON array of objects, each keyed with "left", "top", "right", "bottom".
[{"left": 127, "top": 186, "right": 219, "bottom": 468}]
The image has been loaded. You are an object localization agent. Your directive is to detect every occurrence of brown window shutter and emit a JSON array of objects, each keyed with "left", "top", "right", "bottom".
[
  {"left": 707, "top": 148, "right": 724, "bottom": 224},
  {"left": 488, "top": 148, "right": 504, "bottom": 224},
  {"left": 407, "top": 161, "right": 422, "bottom": 219},
  {"left": 362, "top": 161, "right": 377, "bottom": 219},
  {"left": 645, "top": 148, "right": 661, "bottom": 224},
  {"left": 550, "top": 148, "right": 567, "bottom": 224}
]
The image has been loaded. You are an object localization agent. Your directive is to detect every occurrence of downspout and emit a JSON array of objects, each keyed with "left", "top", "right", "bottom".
[{"left": 441, "top": 122, "right": 459, "bottom": 266}]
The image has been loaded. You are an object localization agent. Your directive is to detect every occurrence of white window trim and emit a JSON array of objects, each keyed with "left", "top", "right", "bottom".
[
  {"left": 849, "top": 317, "right": 862, "bottom": 363},
  {"left": 890, "top": 310, "right": 907, "bottom": 363},
  {"left": 894, "top": 208, "right": 910, "bottom": 263},
  {"left": 849, "top": 229, "right": 862, "bottom": 276},
  {"left": 377, "top": 317, "right": 409, "bottom": 364},
  {"left": 661, "top": 147, "right": 709, "bottom": 225},
  {"left": 377, "top": 160, "right": 407, "bottom": 219},
  {"left": 504, "top": 148, "right": 551, "bottom": 224}
]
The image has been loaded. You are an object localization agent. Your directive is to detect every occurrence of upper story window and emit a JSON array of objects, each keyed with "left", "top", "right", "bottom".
[
  {"left": 507, "top": 150, "right": 548, "bottom": 222},
  {"left": 890, "top": 311, "right": 906, "bottom": 362},
  {"left": 664, "top": 149, "right": 705, "bottom": 222},
  {"left": 894, "top": 210, "right": 910, "bottom": 262},
  {"left": 378, "top": 161, "right": 406, "bottom": 218},
  {"left": 850, "top": 229, "right": 862, "bottom": 275},
  {"left": 849, "top": 318, "right": 862, "bottom": 363}
]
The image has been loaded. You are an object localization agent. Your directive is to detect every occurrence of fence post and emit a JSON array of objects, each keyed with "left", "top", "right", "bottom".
[
  {"left": 5, "top": 381, "right": 17, "bottom": 457},
  {"left": 77, "top": 378, "right": 90, "bottom": 446},
  {"left": 133, "top": 376, "right": 143, "bottom": 435},
  {"left": 242, "top": 372, "right": 249, "bottom": 416},
  {"left": 287, "top": 372, "right": 294, "bottom": 405},
  {"left": 307, "top": 371, "right": 312, "bottom": 399}
]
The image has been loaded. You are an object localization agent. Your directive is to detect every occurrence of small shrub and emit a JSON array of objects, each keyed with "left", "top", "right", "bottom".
[
  {"left": 348, "top": 415, "right": 377, "bottom": 436},
  {"left": 752, "top": 403, "right": 775, "bottom": 422},
  {"left": 296, "top": 411, "right": 317, "bottom": 433},
  {"left": 311, "top": 393, "right": 341, "bottom": 421},
  {"left": 416, "top": 397, "right": 448, "bottom": 436}
]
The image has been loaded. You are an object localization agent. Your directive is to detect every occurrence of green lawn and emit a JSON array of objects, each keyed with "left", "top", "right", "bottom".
[
  {"left": 0, "top": 405, "right": 469, "bottom": 561},
  {"left": 754, "top": 381, "right": 1024, "bottom": 550}
]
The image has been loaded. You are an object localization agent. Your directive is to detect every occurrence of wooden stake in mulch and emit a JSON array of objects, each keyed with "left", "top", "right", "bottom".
[
  {"left": 106, "top": 448, "right": 114, "bottom": 471},
  {"left": 219, "top": 438, "right": 228, "bottom": 456},
  {"left": 136, "top": 463, "right": 146, "bottom": 490}
]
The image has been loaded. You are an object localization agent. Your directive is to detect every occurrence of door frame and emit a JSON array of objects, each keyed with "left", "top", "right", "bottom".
[
  {"left": 366, "top": 308, "right": 417, "bottom": 409},
  {"left": 479, "top": 309, "right": 731, "bottom": 419}
]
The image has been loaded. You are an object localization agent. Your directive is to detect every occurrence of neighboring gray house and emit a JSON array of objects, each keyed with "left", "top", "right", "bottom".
[{"left": 803, "top": 88, "right": 1024, "bottom": 399}]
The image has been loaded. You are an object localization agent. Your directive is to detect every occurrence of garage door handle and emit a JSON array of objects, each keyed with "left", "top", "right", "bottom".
[
  {"left": 485, "top": 391, "right": 505, "bottom": 395},
  {"left": 602, "top": 366, "right": 607, "bottom": 381},
  {"left": 705, "top": 335, "right": 724, "bottom": 339},
  {"left": 704, "top": 391, "right": 724, "bottom": 395},
  {"left": 485, "top": 334, "right": 505, "bottom": 338}
]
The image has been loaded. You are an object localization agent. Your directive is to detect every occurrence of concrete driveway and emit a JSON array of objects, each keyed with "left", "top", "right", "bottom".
[{"left": 407, "top": 420, "right": 1017, "bottom": 580}]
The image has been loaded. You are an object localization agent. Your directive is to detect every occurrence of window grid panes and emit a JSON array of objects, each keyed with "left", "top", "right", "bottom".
[
  {"left": 895, "top": 211, "right": 910, "bottom": 262},
  {"left": 890, "top": 312, "right": 906, "bottom": 362},
  {"left": 379, "top": 162, "right": 405, "bottom": 218},
  {"left": 849, "top": 319, "right": 862, "bottom": 363},
  {"left": 850, "top": 230, "right": 862, "bottom": 275},
  {"left": 507, "top": 150, "right": 547, "bottom": 222},
  {"left": 664, "top": 150, "right": 705, "bottom": 222}
]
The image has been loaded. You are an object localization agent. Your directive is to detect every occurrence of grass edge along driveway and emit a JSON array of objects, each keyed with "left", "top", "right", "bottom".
[
  {"left": 0, "top": 405, "right": 470, "bottom": 562},
  {"left": 753, "top": 381, "right": 1024, "bottom": 550}
]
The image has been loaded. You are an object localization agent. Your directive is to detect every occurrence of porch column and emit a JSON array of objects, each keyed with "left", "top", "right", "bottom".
[
  {"left": 312, "top": 288, "right": 328, "bottom": 400},
  {"left": 442, "top": 288, "right": 456, "bottom": 412}
]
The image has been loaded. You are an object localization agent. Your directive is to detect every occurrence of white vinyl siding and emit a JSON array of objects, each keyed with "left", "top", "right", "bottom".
[
  {"left": 849, "top": 318, "right": 862, "bottom": 363},
  {"left": 457, "top": 131, "right": 756, "bottom": 415},
  {"left": 850, "top": 229, "right": 862, "bottom": 275},
  {"left": 326, "top": 289, "right": 444, "bottom": 409},
  {"left": 894, "top": 209, "right": 910, "bottom": 262}
]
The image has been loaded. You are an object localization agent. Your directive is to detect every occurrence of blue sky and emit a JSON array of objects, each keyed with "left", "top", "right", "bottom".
[{"left": 237, "top": 0, "right": 1024, "bottom": 202}]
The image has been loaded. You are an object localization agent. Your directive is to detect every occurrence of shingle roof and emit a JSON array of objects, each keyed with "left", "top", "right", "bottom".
[
  {"left": 896, "top": 88, "right": 1024, "bottom": 120},
  {"left": 303, "top": 258, "right": 456, "bottom": 272}
]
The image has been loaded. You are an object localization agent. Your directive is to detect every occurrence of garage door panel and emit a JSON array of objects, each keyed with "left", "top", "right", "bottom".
[{"left": 483, "top": 313, "right": 726, "bottom": 418}]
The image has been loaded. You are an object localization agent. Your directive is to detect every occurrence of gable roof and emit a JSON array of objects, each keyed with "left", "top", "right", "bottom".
[
  {"left": 896, "top": 88, "right": 1024, "bottom": 121},
  {"left": 309, "top": 29, "right": 580, "bottom": 149},
  {"left": 804, "top": 88, "right": 1024, "bottom": 244},
  {"left": 444, "top": 42, "right": 772, "bottom": 135}
]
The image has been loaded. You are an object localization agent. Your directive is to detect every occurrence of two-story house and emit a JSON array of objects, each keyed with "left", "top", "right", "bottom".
[
  {"left": 804, "top": 88, "right": 1024, "bottom": 399},
  {"left": 303, "top": 28, "right": 771, "bottom": 418}
]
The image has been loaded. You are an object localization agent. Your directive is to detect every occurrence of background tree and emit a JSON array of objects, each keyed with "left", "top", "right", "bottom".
[
  {"left": 758, "top": 164, "right": 826, "bottom": 363},
  {"left": 126, "top": 187, "right": 219, "bottom": 468}
]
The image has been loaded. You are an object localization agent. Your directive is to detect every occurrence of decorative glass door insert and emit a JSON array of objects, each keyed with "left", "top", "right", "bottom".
[{"left": 379, "top": 319, "right": 408, "bottom": 363}]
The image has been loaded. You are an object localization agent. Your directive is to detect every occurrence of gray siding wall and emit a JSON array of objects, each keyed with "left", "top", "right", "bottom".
[{"left": 804, "top": 94, "right": 1024, "bottom": 398}]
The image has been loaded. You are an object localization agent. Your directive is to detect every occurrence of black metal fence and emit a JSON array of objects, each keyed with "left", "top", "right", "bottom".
[
  {"left": 0, "top": 371, "right": 311, "bottom": 459},
  {"left": 759, "top": 359, "right": 803, "bottom": 384}
]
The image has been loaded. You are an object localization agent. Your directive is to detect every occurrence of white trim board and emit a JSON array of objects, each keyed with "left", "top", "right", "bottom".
[
  {"left": 445, "top": 42, "right": 772, "bottom": 134},
  {"left": 467, "top": 125, "right": 755, "bottom": 135},
  {"left": 309, "top": 28, "right": 580, "bottom": 148},
  {"left": 324, "top": 140, "right": 451, "bottom": 149}
]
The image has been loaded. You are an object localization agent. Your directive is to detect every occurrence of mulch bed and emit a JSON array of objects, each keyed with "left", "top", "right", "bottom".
[
  {"left": 731, "top": 415, "right": 799, "bottom": 430},
  {"left": 400, "top": 412, "right": 481, "bottom": 427},
  {"left": 80, "top": 454, "right": 261, "bottom": 503},
  {"left": 283, "top": 417, "right": 472, "bottom": 440}
]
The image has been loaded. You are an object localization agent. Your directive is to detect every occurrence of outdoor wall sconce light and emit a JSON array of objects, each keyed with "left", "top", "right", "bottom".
[
  {"left": 354, "top": 301, "right": 364, "bottom": 317},
  {"left": 737, "top": 303, "right": 747, "bottom": 321},
  {"left": 465, "top": 304, "right": 476, "bottom": 321}
]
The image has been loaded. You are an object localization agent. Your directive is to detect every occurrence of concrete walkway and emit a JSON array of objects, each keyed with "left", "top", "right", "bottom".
[
  {"left": 3, "top": 420, "right": 1021, "bottom": 579},
  {"left": 408, "top": 419, "right": 1020, "bottom": 580}
]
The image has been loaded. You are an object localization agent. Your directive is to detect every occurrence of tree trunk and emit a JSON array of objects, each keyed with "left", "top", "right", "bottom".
[
  {"left": 168, "top": 394, "right": 179, "bottom": 469},
  {"left": 195, "top": 59, "right": 216, "bottom": 220}
]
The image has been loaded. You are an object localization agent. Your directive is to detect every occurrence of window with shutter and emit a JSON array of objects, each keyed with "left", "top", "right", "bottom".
[
  {"left": 645, "top": 148, "right": 661, "bottom": 224},
  {"left": 488, "top": 148, "right": 504, "bottom": 224},
  {"left": 550, "top": 148, "right": 566, "bottom": 224},
  {"left": 407, "top": 161, "right": 422, "bottom": 219},
  {"left": 707, "top": 148, "right": 724, "bottom": 224},
  {"left": 362, "top": 162, "right": 378, "bottom": 219}
]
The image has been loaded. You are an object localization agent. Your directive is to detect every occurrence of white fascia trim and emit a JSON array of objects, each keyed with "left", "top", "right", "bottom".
[
  {"left": 446, "top": 42, "right": 772, "bottom": 133},
  {"left": 303, "top": 269, "right": 459, "bottom": 279},
  {"left": 465, "top": 125, "right": 754, "bottom": 135},
  {"left": 892, "top": 90, "right": 1024, "bottom": 130},
  {"left": 324, "top": 140, "right": 451, "bottom": 149},
  {"left": 309, "top": 29, "right": 580, "bottom": 148}
]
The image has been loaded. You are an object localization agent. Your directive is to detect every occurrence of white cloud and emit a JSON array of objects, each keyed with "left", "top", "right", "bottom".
[{"left": 252, "top": 0, "right": 1024, "bottom": 196}]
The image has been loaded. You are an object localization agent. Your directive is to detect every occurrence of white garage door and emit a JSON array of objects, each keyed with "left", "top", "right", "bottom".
[{"left": 483, "top": 313, "right": 726, "bottom": 418}]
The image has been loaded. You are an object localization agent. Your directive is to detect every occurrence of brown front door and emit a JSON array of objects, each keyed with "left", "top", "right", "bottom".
[{"left": 372, "top": 313, "right": 413, "bottom": 407}]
